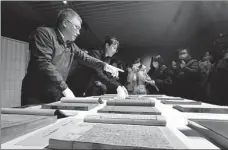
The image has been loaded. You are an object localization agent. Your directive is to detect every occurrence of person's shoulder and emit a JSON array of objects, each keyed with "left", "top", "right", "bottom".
[
  {"left": 89, "top": 49, "right": 101, "bottom": 54},
  {"left": 160, "top": 65, "right": 167, "bottom": 70},
  {"left": 72, "top": 43, "right": 80, "bottom": 50},
  {"left": 31, "top": 27, "right": 55, "bottom": 38},
  {"left": 188, "top": 58, "right": 198, "bottom": 64},
  {"left": 216, "top": 58, "right": 228, "bottom": 70},
  {"left": 35, "top": 26, "right": 53, "bottom": 33},
  {"left": 88, "top": 49, "right": 102, "bottom": 58},
  {"left": 192, "top": 58, "right": 198, "bottom": 62},
  {"left": 163, "top": 66, "right": 173, "bottom": 75}
]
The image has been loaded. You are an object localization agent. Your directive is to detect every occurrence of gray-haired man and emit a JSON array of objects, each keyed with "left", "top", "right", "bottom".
[{"left": 21, "top": 8, "right": 123, "bottom": 105}]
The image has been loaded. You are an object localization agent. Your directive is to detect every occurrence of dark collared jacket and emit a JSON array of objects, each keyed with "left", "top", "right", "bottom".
[
  {"left": 171, "top": 57, "right": 202, "bottom": 100},
  {"left": 208, "top": 57, "right": 228, "bottom": 105},
  {"left": 21, "top": 27, "right": 105, "bottom": 105},
  {"left": 85, "top": 49, "right": 121, "bottom": 96}
]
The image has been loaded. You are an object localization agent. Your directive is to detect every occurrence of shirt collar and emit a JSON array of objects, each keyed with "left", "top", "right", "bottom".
[
  {"left": 55, "top": 28, "right": 74, "bottom": 48},
  {"left": 57, "top": 28, "right": 64, "bottom": 39},
  {"left": 55, "top": 27, "right": 65, "bottom": 45},
  {"left": 102, "top": 49, "right": 111, "bottom": 61}
]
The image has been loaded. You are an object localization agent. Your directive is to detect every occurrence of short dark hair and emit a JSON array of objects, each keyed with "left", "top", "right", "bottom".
[
  {"left": 151, "top": 55, "right": 164, "bottom": 66},
  {"left": 133, "top": 58, "right": 141, "bottom": 65},
  {"left": 103, "top": 36, "right": 119, "bottom": 49},
  {"left": 56, "top": 8, "right": 82, "bottom": 27},
  {"left": 177, "top": 48, "right": 191, "bottom": 55}
]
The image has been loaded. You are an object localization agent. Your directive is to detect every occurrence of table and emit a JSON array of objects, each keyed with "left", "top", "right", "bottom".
[{"left": 1, "top": 95, "right": 221, "bottom": 149}]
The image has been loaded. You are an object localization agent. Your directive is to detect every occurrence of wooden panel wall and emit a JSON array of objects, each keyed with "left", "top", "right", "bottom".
[{"left": 1, "top": 36, "right": 29, "bottom": 108}]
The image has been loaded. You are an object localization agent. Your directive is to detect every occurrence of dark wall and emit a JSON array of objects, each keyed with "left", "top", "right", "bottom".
[
  {"left": 2, "top": 1, "right": 227, "bottom": 64},
  {"left": 1, "top": 2, "right": 44, "bottom": 42},
  {"left": 1, "top": 1, "right": 102, "bottom": 49},
  {"left": 187, "top": 1, "right": 228, "bottom": 60}
]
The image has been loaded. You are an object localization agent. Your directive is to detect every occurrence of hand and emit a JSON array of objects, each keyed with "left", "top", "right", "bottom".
[
  {"left": 147, "top": 80, "right": 159, "bottom": 91},
  {"left": 180, "top": 60, "right": 186, "bottom": 68},
  {"left": 172, "top": 61, "right": 177, "bottom": 69},
  {"left": 132, "top": 66, "right": 139, "bottom": 73},
  {"left": 116, "top": 86, "right": 127, "bottom": 99},
  {"left": 62, "top": 88, "right": 75, "bottom": 98},
  {"left": 147, "top": 80, "right": 155, "bottom": 85},
  {"left": 100, "top": 84, "right": 107, "bottom": 92},
  {"left": 145, "top": 74, "right": 151, "bottom": 81},
  {"left": 161, "top": 65, "right": 167, "bottom": 71},
  {"left": 115, "top": 76, "right": 120, "bottom": 80},
  {"left": 199, "top": 61, "right": 207, "bottom": 68},
  {"left": 122, "top": 86, "right": 129, "bottom": 97},
  {"left": 95, "top": 81, "right": 102, "bottom": 86},
  {"left": 104, "top": 64, "right": 124, "bottom": 78}
]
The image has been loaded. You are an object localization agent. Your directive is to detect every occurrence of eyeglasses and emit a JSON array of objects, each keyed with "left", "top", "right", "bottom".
[{"left": 66, "top": 19, "right": 81, "bottom": 31}]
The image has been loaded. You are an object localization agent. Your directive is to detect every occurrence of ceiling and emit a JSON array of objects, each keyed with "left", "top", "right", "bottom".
[{"left": 2, "top": 1, "right": 228, "bottom": 60}]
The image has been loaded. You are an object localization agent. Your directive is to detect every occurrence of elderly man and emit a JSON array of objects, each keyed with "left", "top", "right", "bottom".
[{"left": 21, "top": 8, "right": 123, "bottom": 105}]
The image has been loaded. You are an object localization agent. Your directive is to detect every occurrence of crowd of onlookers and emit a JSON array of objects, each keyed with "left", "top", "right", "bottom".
[{"left": 68, "top": 31, "right": 228, "bottom": 106}]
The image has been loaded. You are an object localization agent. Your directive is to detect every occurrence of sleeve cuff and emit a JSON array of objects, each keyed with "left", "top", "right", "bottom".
[
  {"left": 59, "top": 81, "right": 68, "bottom": 91},
  {"left": 114, "top": 82, "right": 121, "bottom": 89}
]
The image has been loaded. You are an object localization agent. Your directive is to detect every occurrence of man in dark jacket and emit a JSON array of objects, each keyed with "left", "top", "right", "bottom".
[
  {"left": 208, "top": 32, "right": 228, "bottom": 106},
  {"left": 171, "top": 48, "right": 202, "bottom": 100},
  {"left": 84, "top": 37, "right": 128, "bottom": 99},
  {"left": 209, "top": 53, "right": 228, "bottom": 105},
  {"left": 21, "top": 8, "right": 123, "bottom": 105}
]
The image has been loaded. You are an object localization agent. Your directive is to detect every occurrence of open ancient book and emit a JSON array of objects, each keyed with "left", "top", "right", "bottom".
[
  {"left": 60, "top": 97, "right": 103, "bottom": 104},
  {"left": 160, "top": 100, "right": 202, "bottom": 105},
  {"left": 42, "top": 101, "right": 98, "bottom": 111},
  {"left": 142, "top": 95, "right": 165, "bottom": 98},
  {"left": 15, "top": 118, "right": 82, "bottom": 147},
  {"left": 106, "top": 99, "right": 155, "bottom": 107},
  {"left": 188, "top": 119, "right": 228, "bottom": 149},
  {"left": 84, "top": 114, "right": 166, "bottom": 126},
  {"left": 92, "top": 94, "right": 141, "bottom": 99},
  {"left": 98, "top": 106, "right": 161, "bottom": 115},
  {"left": 103, "top": 94, "right": 140, "bottom": 98},
  {"left": 102, "top": 94, "right": 164, "bottom": 98},
  {"left": 103, "top": 94, "right": 118, "bottom": 96},
  {"left": 92, "top": 94, "right": 160, "bottom": 100},
  {"left": 1, "top": 114, "right": 57, "bottom": 144},
  {"left": 1, "top": 108, "right": 76, "bottom": 118},
  {"left": 92, "top": 95, "right": 116, "bottom": 99},
  {"left": 156, "top": 97, "right": 184, "bottom": 100},
  {"left": 48, "top": 122, "right": 187, "bottom": 149},
  {"left": 173, "top": 105, "right": 228, "bottom": 114}
]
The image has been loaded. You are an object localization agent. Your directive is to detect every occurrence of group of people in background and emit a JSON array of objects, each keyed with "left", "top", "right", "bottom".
[
  {"left": 68, "top": 31, "right": 228, "bottom": 106},
  {"left": 21, "top": 8, "right": 228, "bottom": 107}
]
